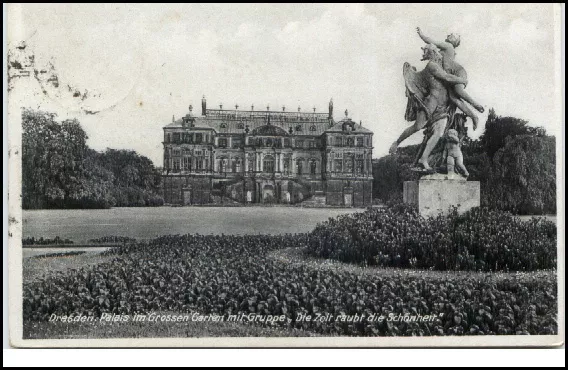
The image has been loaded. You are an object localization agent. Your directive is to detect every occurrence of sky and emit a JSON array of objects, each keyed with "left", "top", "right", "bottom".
[{"left": 8, "top": 4, "right": 561, "bottom": 166}]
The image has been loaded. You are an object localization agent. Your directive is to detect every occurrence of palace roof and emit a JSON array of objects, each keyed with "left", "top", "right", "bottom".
[{"left": 163, "top": 106, "right": 371, "bottom": 136}]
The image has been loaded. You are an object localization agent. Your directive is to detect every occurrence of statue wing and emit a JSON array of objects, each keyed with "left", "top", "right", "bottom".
[{"left": 403, "top": 62, "right": 430, "bottom": 122}]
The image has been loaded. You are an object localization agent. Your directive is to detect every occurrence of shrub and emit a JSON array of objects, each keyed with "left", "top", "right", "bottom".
[
  {"left": 22, "top": 236, "right": 74, "bottom": 245},
  {"left": 306, "top": 205, "right": 556, "bottom": 271},
  {"left": 88, "top": 236, "right": 137, "bottom": 244}
]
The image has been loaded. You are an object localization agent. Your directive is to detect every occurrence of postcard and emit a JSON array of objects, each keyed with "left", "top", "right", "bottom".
[{"left": 7, "top": 3, "right": 564, "bottom": 347}]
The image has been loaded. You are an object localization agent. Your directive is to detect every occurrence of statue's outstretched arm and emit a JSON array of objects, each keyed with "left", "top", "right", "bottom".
[
  {"left": 427, "top": 63, "right": 467, "bottom": 85},
  {"left": 417, "top": 27, "right": 450, "bottom": 50}
]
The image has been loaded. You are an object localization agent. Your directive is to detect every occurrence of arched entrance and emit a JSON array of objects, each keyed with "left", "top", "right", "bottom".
[{"left": 262, "top": 184, "right": 275, "bottom": 203}]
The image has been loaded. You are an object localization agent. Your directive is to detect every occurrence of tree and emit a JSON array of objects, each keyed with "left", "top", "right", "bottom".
[
  {"left": 22, "top": 109, "right": 163, "bottom": 209},
  {"left": 480, "top": 108, "right": 537, "bottom": 158},
  {"left": 22, "top": 109, "right": 89, "bottom": 208},
  {"left": 484, "top": 135, "right": 556, "bottom": 214},
  {"left": 373, "top": 145, "right": 420, "bottom": 204}
]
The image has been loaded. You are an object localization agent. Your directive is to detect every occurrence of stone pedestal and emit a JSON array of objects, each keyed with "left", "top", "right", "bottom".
[{"left": 403, "top": 173, "right": 480, "bottom": 218}]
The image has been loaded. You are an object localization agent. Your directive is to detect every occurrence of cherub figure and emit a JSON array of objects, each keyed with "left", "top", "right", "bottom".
[
  {"left": 416, "top": 27, "right": 484, "bottom": 130},
  {"left": 444, "top": 129, "right": 469, "bottom": 177}
]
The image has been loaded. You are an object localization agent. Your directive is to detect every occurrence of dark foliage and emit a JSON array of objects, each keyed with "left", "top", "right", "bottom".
[
  {"left": 23, "top": 232, "right": 557, "bottom": 336},
  {"left": 480, "top": 108, "right": 547, "bottom": 159},
  {"left": 22, "top": 236, "right": 74, "bottom": 245},
  {"left": 22, "top": 109, "right": 163, "bottom": 209},
  {"left": 307, "top": 205, "right": 556, "bottom": 271},
  {"left": 33, "top": 251, "right": 86, "bottom": 259},
  {"left": 88, "top": 236, "right": 137, "bottom": 244},
  {"left": 484, "top": 135, "right": 556, "bottom": 215}
]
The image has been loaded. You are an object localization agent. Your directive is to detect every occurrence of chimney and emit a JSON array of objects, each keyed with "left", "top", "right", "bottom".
[
  {"left": 328, "top": 98, "right": 333, "bottom": 119},
  {"left": 201, "top": 95, "right": 207, "bottom": 116}
]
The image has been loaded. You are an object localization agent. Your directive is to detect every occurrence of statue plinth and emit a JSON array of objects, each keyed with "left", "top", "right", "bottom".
[{"left": 403, "top": 174, "right": 480, "bottom": 218}]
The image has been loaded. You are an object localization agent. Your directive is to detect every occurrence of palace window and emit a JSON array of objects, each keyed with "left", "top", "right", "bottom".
[
  {"left": 219, "top": 158, "right": 227, "bottom": 173},
  {"left": 173, "top": 133, "right": 181, "bottom": 143},
  {"left": 335, "top": 137, "right": 342, "bottom": 146},
  {"left": 218, "top": 138, "right": 227, "bottom": 148},
  {"left": 296, "top": 159, "right": 304, "bottom": 174},
  {"left": 310, "top": 160, "right": 317, "bottom": 175},
  {"left": 309, "top": 125, "right": 317, "bottom": 132},
  {"left": 183, "top": 157, "right": 192, "bottom": 171},
  {"left": 357, "top": 137, "right": 364, "bottom": 147},
  {"left": 233, "top": 158, "right": 242, "bottom": 173},
  {"left": 173, "top": 158, "right": 181, "bottom": 172},
  {"left": 355, "top": 159, "right": 364, "bottom": 174},
  {"left": 345, "top": 156, "right": 354, "bottom": 173},
  {"left": 296, "top": 140, "right": 304, "bottom": 148},
  {"left": 232, "top": 137, "right": 242, "bottom": 148},
  {"left": 334, "top": 159, "right": 342, "bottom": 173},
  {"left": 195, "top": 133, "right": 203, "bottom": 144},
  {"left": 309, "top": 140, "right": 316, "bottom": 148},
  {"left": 347, "top": 138, "right": 354, "bottom": 147},
  {"left": 248, "top": 157, "right": 255, "bottom": 172},
  {"left": 283, "top": 138, "right": 290, "bottom": 147},
  {"left": 263, "top": 156, "right": 275, "bottom": 173},
  {"left": 173, "top": 148, "right": 181, "bottom": 157},
  {"left": 166, "top": 133, "right": 171, "bottom": 143},
  {"left": 283, "top": 159, "right": 290, "bottom": 174},
  {"left": 195, "top": 159, "right": 203, "bottom": 171}
]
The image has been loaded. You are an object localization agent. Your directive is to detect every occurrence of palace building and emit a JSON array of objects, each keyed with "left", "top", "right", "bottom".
[{"left": 162, "top": 97, "right": 373, "bottom": 207}]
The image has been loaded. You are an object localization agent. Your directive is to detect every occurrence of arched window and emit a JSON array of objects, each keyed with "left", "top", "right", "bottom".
[
  {"left": 247, "top": 156, "right": 255, "bottom": 172},
  {"left": 263, "top": 155, "right": 275, "bottom": 173},
  {"left": 283, "top": 158, "right": 290, "bottom": 175},
  {"left": 219, "top": 158, "right": 228, "bottom": 173},
  {"left": 296, "top": 158, "right": 304, "bottom": 174},
  {"left": 310, "top": 125, "right": 317, "bottom": 131},
  {"left": 220, "top": 122, "right": 227, "bottom": 129},
  {"left": 237, "top": 122, "right": 245, "bottom": 129},
  {"left": 232, "top": 157, "right": 242, "bottom": 173},
  {"left": 345, "top": 155, "right": 354, "bottom": 173},
  {"left": 310, "top": 160, "right": 317, "bottom": 175}
]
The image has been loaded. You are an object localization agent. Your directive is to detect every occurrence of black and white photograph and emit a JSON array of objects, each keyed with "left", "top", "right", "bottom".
[{"left": 5, "top": 3, "right": 564, "bottom": 350}]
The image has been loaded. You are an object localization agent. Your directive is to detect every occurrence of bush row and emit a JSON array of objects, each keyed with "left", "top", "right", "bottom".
[
  {"left": 23, "top": 236, "right": 74, "bottom": 245},
  {"left": 306, "top": 205, "right": 556, "bottom": 271}
]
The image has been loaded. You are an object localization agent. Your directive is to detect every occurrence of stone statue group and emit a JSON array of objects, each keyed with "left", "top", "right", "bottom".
[{"left": 390, "top": 28, "right": 485, "bottom": 178}]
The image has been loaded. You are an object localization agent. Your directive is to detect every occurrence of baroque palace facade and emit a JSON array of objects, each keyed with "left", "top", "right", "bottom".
[{"left": 162, "top": 97, "right": 373, "bottom": 207}]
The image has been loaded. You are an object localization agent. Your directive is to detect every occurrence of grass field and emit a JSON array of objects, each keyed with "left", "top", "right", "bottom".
[{"left": 23, "top": 207, "right": 360, "bottom": 243}]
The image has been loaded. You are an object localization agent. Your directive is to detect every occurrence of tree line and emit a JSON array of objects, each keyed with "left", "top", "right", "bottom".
[
  {"left": 373, "top": 109, "right": 556, "bottom": 215},
  {"left": 22, "top": 109, "right": 164, "bottom": 209}
]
